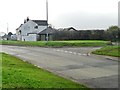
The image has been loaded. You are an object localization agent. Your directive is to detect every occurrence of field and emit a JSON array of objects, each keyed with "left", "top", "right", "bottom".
[
  {"left": 0, "top": 40, "right": 112, "bottom": 47},
  {"left": 1, "top": 53, "right": 88, "bottom": 89},
  {"left": 92, "top": 46, "right": 120, "bottom": 57}
]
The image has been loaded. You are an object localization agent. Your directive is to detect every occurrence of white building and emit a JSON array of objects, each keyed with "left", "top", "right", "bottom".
[
  {"left": 11, "top": 34, "right": 17, "bottom": 40},
  {"left": 16, "top": 17, "right": 48, "bottom": 41}
]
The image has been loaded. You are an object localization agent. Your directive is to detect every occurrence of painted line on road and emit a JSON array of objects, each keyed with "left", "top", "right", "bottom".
[
  {"left": 78, "top": 53, "right": 82, "bottom": 55},
  {"left": 73, "top": 52, "right": 77, "bottom": 55},
  {"left": 83, "top": 54, "right": 87, "bottom": 56},
  {"left": 64, "top": 51, "right": 68, "bottom": 53},
  {"left": 53, "top": 49, "right": 89, "bottom": 56},
  {"left": 68, "top": 51, "right": 73, "bottom": 54}
]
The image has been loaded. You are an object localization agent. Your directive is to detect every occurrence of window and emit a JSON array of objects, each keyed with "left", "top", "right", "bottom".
[
  {"left": 19, "top": 30, "right": 21, "bottom": 34},
  {"left": 34, "top": 26, "right": 38, "bottom": 29}
]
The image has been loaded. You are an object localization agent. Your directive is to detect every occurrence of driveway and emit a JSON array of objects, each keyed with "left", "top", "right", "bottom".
[{"left": 1, "top": 45, "right": 118, "bottom": 88}]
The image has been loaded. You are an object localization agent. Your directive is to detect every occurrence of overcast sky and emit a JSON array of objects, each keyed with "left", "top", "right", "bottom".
[{"left": 0, "top": 0, "right": 119, "bottom": 33}]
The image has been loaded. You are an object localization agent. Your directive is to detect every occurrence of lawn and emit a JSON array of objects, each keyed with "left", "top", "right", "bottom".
[
  {"left": 92, "top": 46, "right": 120, "bottom": 57},
  {"left": 0, "top": 40, "right": 112, "bottom": 47},
  {"left": 1, "top": 53, "right": 88, "bottom": 89}
]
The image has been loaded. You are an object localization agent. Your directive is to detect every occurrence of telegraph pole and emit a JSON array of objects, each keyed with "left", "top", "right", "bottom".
[
  {"left": 7, "top": 23, "right": 9, "bottom": 34},
  {"left": 46, "top": 0, "right": 48, "bottom": 25},
  {"left": 46, "top": 0, "right": 49, "bottom": 42}
]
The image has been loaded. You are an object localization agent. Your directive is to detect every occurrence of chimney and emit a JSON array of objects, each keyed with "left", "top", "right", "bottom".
[
  {"left": 26, "top": 17, "right": 29, "bottom": 22},
  {"left": 24, "top": 19, "right": 26, "bottom": 23}
]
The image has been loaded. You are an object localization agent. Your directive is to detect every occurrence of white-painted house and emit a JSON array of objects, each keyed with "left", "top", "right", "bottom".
[{"left": 16, "top": 17, "right": 48, "bottom": 41}]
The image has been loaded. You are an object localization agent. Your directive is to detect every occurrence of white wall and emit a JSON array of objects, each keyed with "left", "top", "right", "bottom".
[
  {"left": 20, "top": 20, "right": 47, "bottom": 36},
  {"left": 11, "top": 35, "right": 17, "bottom": 40},
  {"left": 16, "top": 20, "right": 47, "bottom": 41},
  {"left": 21, "top": 20, "right": 36, "bottom": 36},
  {"left": 17, "top": 35, "right": 22, "bottom": 41},
  {"left": 22, "top": 34, "right": 37, "bottom": 41}
]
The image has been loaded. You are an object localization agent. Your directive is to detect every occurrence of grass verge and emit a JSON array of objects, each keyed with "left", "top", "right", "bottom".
[
  {"left": 1, "top": 53, "right": 88, "bottom": 89},
  {"left": 0, "top": 52, "right": 1, "bottom": 89},
  {"left": 0, "top": 40, "right": 112, "bottom": 47},
  {"left": 92, "top": 46, "right": 120, "bottom": 57}
]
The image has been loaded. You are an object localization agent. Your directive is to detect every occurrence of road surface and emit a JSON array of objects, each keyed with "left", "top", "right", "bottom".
[{"left": 1, "top": 45, "right": 118, "bottom": 88}]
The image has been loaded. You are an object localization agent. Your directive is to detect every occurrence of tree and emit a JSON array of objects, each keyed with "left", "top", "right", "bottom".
[{"left": 106, "top": 26, "right": 119, "bottom": 41}]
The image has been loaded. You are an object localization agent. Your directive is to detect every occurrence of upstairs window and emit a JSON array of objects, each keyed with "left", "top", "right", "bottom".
[
  {"left": 34, "top": 26, "right": 38, "bottom": 29},
  {"left": 19, "top": 30, "right": 21, "bottom": 34}
]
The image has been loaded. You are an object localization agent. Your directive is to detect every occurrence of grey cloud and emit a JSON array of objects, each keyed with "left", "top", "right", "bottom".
[{"left": 54, "top": 12, "right": 117, "bottom": 29}]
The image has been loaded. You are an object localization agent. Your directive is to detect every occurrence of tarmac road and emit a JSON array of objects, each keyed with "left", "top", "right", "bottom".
[{"left": 1, "top": 45, "right": 119, "bottom": 88}]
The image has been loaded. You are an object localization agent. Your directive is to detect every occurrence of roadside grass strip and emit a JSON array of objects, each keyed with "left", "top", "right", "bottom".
[
  {"left": 0, "top": 52, "right": 2, "bottom": 89},
  {"left": 92, "top": 46, "right": 120, "bottom": 57},
  {"left": 1, "top": 40, "right": 112, "bottom": 47},
  {"left": 1, "top": 53, "right": 88, "bottom": 89}
]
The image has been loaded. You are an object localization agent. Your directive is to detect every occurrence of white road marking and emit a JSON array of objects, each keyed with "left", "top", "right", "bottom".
[
  {"left": 69, "top": 51, "right": 73, "bottom": 54},
  {"left": 53, "top": 49, "right": 89, "bottom": 56},
  {"left": 73, "top": 52, "right": 77, "bottom": 55},
  {"left": 64, "top": 51, "right": 68, "bottom": 53},
  {"left": 56, "top": 49, "right": 60, "bottom": 51},
  {"left": 83, "top": 54, "right": 87, "bottom": 56}
]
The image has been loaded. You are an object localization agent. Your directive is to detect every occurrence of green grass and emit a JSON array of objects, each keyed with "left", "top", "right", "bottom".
[
  {"left": 92, "top": 46, "right": 120, "bottom": 57},
  {"left": 0, "top": 53, "right": 2, "bottom": 89},
  {"left": 1, "top": 53, "right": 88, "bottom": 89},
  {"left": 0, "top": 40, "right": 112, "bottom": 47}
]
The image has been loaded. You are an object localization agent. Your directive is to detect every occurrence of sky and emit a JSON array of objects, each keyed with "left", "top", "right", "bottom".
[{"left": 0, "top": 0, "right": 119, "bottom": 34}]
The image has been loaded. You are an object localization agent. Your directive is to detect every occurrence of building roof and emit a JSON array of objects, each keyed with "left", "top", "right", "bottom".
[
  {"left": 58, "top": 27, "right": 77, "bottom": 31},
  {"left": 38, "top": 27, "right": 56, "bottom": 35},
  {"left": 32, "top": 20, "right": 48, "bottom": 26},
  {"left": 16, "top": 24, "right": 23, "bottom": 30},
  {"left": 2, "top": 34, "right": 10, "bottom": 38},
  {"left": 63, "top": 27, "right": 77, "bottom": 31}
]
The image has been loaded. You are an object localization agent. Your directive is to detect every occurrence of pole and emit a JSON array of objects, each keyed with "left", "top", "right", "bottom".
[
  {"left": 46, "top": 0, "right": 48, "bottom": 25},
  {"left": 7, "top": 23, "right": 9, "bottom": 34},
  {"left": 46, "top": 0, "right": 49, "bottom": 42}
]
